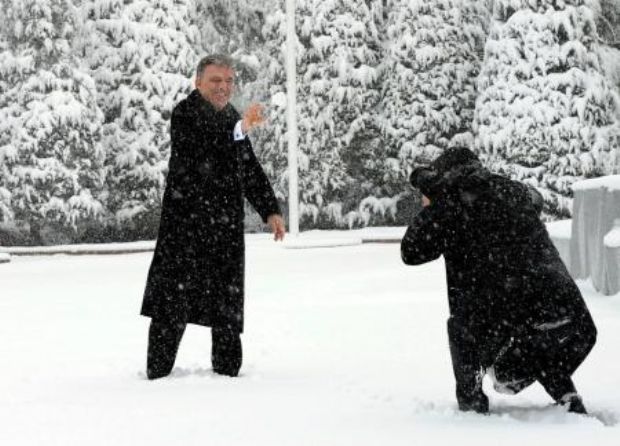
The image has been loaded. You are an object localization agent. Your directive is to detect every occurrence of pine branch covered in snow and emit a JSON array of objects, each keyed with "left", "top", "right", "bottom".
[
  {"left": 77, "top": 0, "right": 200, "bottom": 232},
  {"left": 0, "top": 0, "right": 105, "bottom": 233},
  {"left": 382, "top": 0, "right": 489, "bottom": 170},
  {"left": 253, "top": 0, "right": 388, "bottom": 228},
  {"left": 598, "top": 44, "right": 620, "bottom": 93},
  {"left": 596, "top": 0, "right": 620, "bottom": 47},
  {"left": 196, "top": 0, "right": 274, "bottom": 89},
  {"left": 596, "top": 0, "right": 620, "bottom": 92}
]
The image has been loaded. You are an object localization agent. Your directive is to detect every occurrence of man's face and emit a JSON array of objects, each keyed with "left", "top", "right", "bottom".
[{"left": 195, "top": 64, "right": 235, "bottom": 110}]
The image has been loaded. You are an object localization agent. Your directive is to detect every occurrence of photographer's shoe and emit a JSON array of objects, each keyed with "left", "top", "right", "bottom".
[
  {"left": 458, "top": 392, "right": 489, "bottom": 414},
  {"left": 558, "top": 393, "right": 587, "bottom": 414}
]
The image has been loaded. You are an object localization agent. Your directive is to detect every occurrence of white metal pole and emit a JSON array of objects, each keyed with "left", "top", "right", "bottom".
[{"left": 285, "top": 0, "right": 299, "bottom": 237}]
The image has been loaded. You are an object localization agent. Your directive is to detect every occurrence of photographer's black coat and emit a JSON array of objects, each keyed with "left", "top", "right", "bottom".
[{"left": 402, "top": 149, "right": 596, "bottom": 409}]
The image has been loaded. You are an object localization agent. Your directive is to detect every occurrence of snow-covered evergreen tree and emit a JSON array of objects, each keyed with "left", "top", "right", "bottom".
[
  {"left": 0, "top": 0, "right": 105, "bottom": 239},
  {"left": 189, "top": 0, "right": 287, "bottom": 143},
  {"left": 596, "top": 0, "right": 620, "bottom": 46},
  {"left": 78, "top": 0, "right": 199, "bottom": 234},
  {"left": 474, "top": 0, "right": 620, "bottom": 217},
  {"left": 382, "top": 0, "right": 489, "bottom": 174},
  {"left": 255, "top": 0, "right": 385, "bottom": 227},
  {"left": 599, "top": 44, "right": 620, "bottom": 95},
  {"left": 196, "top": 0, "right": 273, "bottom": 88},
  {"left": 596, "top": 0, "right": 620, "bottom": 94},
  {"left": 196, "top": 0, "right": 271, "bottom": 52},
  {"left": 0, "top": 8, "right": 11, "bottom": 222}
]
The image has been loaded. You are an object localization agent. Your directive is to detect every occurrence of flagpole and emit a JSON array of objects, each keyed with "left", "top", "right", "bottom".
[{"left": 285, "top": 0, "right": 299, "bottom": 236}]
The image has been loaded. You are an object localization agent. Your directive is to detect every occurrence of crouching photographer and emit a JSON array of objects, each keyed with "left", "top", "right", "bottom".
[{"left": 401, "top": 147, "right": 597, "bottom": 414}]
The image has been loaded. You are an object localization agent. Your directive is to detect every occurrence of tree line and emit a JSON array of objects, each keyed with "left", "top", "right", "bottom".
[{"left": 0, "top": 0, "right": 619, "bottom": 245}]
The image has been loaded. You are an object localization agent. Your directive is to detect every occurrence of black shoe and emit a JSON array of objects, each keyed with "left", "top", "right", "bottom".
[
  {"left": 458, "top": 391, "right": 489, "bottom": 414},
  {"left": 212, "top": 366, "right": 239, "bottom": 377},
  {"left": 147, "top": 368, "right": 172, "bottom": 380},
  {"left": 558, "top": 393, "right": 587, "bottom": 414},
  {"left": 459, "top": 400, "right": 489, "bottom": 414}
]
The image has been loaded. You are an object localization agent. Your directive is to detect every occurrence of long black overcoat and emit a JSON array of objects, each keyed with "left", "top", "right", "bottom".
[
  {"left": 141, "top": 90, "right": 280, "bottom": 332},
  {"left": 401, "top": 156, "right": 596, "bottom": 368}
]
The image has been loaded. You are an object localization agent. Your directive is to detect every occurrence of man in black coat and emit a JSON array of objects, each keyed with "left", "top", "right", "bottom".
[
  {"left": 401, "top": 147, "right": 597, "bottom": 414},
  {"left": 141, "top": 55, "right": 286, "bottom": 379}
]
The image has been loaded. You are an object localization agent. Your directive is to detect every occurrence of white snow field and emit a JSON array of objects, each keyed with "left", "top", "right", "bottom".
[{"left": 1, "top": 233, "right": 619, "bottom": 446}]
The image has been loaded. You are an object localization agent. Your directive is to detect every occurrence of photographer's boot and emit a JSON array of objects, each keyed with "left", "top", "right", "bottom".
[
  {"left": 559, "top": 393, "right": 587, "bottom": 414},
  {"left": 456, "top": 368, "right": 489, "bottom": 414},
  {"left": 539, "top": 374, "right": 587, "bottom": 414},
  {"left": 448, "top": 318, "right": 489, "bottom": 414}
]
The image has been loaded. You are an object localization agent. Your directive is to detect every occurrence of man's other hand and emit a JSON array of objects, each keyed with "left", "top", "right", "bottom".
[
  {"left": 267, "top": 214, "right": 286, "bottom": 241},
  {"left": 422, "top": 195, "right": 431, "bottom": 208},
  {"left": 242, "top": 103, "right": 265, "bottom": 133}
]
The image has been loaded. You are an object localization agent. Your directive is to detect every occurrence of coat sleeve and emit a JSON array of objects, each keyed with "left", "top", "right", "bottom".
[
  {"left": 401, "top": 206, "right": 446, "bottom": 265},
  {"left": 239, "top": 138, "right": 281, "bottom": 222},
  {"left": 164, "top": 105, "right": 199, "bottom": 215}
]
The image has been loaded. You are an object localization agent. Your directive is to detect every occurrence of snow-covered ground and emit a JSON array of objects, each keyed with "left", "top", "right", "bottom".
[{"left": 1, "top": 233, "right": 619, "bottom": 445}]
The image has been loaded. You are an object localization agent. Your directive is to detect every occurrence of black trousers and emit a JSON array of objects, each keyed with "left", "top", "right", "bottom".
[
  {"left": 147, "top": 319, "right": 242, "bottom": 380},
  {"left": 448, "top": 315, "right": 596, "bottom": 410},
  {"left": 448, "top": 318, "right": 488, "bottom": 412},
  {"left": 490, "top": 316, "right": 596, "bottom": 401}
]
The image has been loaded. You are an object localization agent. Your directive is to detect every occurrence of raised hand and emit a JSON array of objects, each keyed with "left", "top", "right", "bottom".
[{"left": 241, "top": 103, "right": 266, "bottom": 133}]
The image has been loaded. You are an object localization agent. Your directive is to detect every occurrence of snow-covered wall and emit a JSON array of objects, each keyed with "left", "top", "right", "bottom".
[{"left": 570, "top": 175, "right": 620, "bottom": 295}]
